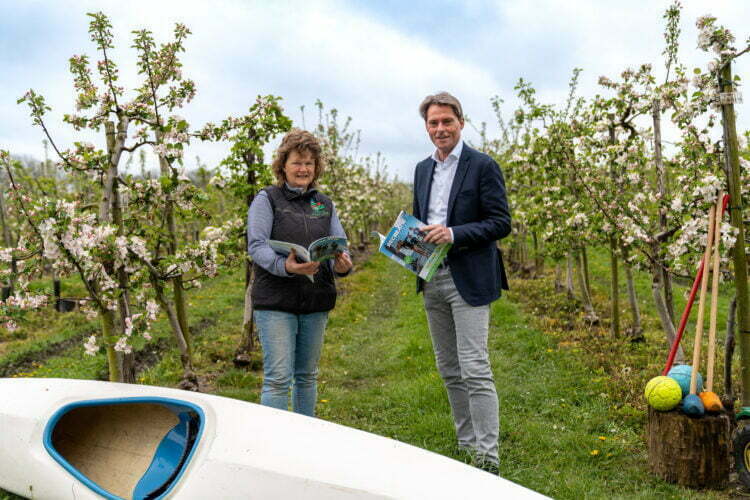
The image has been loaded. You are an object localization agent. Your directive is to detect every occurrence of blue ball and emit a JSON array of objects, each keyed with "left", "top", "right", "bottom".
[
  {"left": 668, "top": 365, "right": 703, "bottom": 397},
  {"left": 682, "top": 393, "right": 705, "bottom": 417}
]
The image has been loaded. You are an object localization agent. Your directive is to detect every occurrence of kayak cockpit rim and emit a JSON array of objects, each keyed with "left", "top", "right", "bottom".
[{"left": 42, "top": 396, "right": 205, "bottom": 500}]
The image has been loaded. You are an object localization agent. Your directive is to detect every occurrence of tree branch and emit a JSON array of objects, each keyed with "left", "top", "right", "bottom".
[
  {"left": 120, "top": 140, "right": 155, "bottom": 153},
  {"left": 4, "top": 161, "right": 105, "bottom": 309},
  {"left": 96, "top": 33, "right": 120, "bottom": 111}
]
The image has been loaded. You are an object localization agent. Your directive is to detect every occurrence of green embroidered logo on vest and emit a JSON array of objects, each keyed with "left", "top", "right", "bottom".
[{"left": 310, "top": 199, "right": 329, "bottom": 217}]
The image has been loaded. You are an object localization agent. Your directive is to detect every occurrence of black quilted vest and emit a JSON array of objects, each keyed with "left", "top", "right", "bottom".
[{"left": 251, "top": 185, "right": 337, "bottom": 314}]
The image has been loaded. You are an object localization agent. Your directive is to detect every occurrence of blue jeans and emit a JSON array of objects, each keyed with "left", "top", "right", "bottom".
[{"left": 254, "top": 309, "right": 328, "bottom": 416}]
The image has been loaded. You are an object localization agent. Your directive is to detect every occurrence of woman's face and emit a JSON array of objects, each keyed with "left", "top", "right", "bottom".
[{"left": 284, "top": 150, "right": 316, "bottom": 189}]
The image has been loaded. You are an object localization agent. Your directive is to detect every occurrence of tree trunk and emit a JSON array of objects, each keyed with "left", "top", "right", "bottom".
[
  {"left": 609, "top": 237, "right": 620, "bottom": 337},
  {"left": 532, "top": 231, "right": 544, "bottom": 276},
  {"left": 153, "top": 277, "right": 198, "bottom": 391},
  {"left": 101, "top": 310, "right": 121, "bottom": 382},
  {"left": 173, "top": 279, "right": 191, "bottom": 355},
  {"left": 651, "top": 252, "right": 683, "bottom": 362},
  {"left": 565, "top": 253, "right": 575, "bottom": 299},
  {"left": 0, "top": 185, "right": 11, "bottom": 248},
  {"left": 652, "top": 100, "right": 675, "bottom": 324},
  {"left": 663, "top": 269, "right": 675, "bottom": 325},
  {"left": 575, "top": 249, "right": 598, "bottom": 323},
  {"left": 582, "top": 246, "right": 591, "bottom": 297},
  {"left": 647, "top": 407, "right": 731, "bottom": 489},
  {"left": 234, "top": 263, "right": 260, "bottom": 369},
  {"left": 0, "top": 182, "right": 12, "bottom": 298},
  {"left": 554, "top": 262, "right": 563, "bottom": 292},
  {"left": 100, "top": 120, "right": 128, "bottom": 382},
  {"left": 107, "top": 119, "right": 137, "bottom": 383},
  {"left": 605, "top": 127, "right": 621, "bottom": 332},
  {"left": 156, "top": 130, "right": 194, "bottom": 367},
  {"left": 235, "top": 151, "right": 260, "bottom": 365},
  {"left": 2, "top": 257, "right": 16, "bottom": 300},
  {"left": 624, "top": 260, "right": 643, "bottom": 340}
]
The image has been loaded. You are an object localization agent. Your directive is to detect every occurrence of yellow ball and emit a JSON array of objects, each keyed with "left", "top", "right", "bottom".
[{"left": 644, "top": 376, "right": 682, "bottom": 411}]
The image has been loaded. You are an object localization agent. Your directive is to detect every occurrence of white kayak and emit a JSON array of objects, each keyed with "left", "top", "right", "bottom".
[{"left": 0, "top": 378, "right": 547, "bottom": 499}]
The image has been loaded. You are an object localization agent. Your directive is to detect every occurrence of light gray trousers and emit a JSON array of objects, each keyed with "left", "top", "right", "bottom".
[{"left": 423, "top": 267, "right": 499, "bottom": 463}]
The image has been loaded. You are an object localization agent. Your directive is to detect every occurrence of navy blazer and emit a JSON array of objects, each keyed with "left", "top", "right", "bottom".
[{"left": 413, "top": 143, "right": 511, "bottom": 306}]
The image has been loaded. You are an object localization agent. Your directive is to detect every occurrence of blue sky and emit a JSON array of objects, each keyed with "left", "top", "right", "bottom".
[{"left": 2, "top": 0, "right": 750, "bottom": 181}]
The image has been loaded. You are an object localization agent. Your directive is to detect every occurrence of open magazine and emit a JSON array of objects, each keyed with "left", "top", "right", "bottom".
[
  {"left": 374, "top": 211, "right": 451, "bottom": 282},
  {"left": 268, "top": 236, "right": 349, "bottom": 282}
]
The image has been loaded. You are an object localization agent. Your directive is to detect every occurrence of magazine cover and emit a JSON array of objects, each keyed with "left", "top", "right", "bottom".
[
  {"left": 308, "top": 236, "right": 349, "bottom": 262},
  {"left": 268, "top": 237, "right": 349, "bottom": 283},
  {"left": 376, "top": 211, "right": 451, "bottom": 282},
  {"left": 268, "top": 237, "right": 348, "bottom": 263}
]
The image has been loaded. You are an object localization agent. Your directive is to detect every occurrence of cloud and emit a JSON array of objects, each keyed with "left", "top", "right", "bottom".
[
  {"left": 0, "top": 0, "right": 508, "bottom": 180},
  {"left": 2, "top": 0, "right": 750, "bottom": 182}
]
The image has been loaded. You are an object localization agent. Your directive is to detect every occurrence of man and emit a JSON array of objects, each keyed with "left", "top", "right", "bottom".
[{"left": 413, "top": 92, "right": 511, "bottom": 474}]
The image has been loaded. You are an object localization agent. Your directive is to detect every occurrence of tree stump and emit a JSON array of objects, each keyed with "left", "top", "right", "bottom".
[{"left": 647, "top": 407, "right": 732, "bottom": 488}]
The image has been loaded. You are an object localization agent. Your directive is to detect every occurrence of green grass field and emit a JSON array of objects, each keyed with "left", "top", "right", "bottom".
[{"left": 0, "top": 250, "right": 735, "bottom": 499}]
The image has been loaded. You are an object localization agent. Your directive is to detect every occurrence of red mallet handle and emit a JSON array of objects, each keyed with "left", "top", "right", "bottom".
[{"left": 662, "top": 194, "right": 729, "bottom": 376}]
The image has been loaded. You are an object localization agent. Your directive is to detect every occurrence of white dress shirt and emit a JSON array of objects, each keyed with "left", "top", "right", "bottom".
[{"left": 426, "top": 141, "right": 463, "bottom": 242}]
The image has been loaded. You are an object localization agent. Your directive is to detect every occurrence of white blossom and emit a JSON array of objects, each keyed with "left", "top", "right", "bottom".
[{"left": 84, "top": 335, "right": 99, "bottom": 356}]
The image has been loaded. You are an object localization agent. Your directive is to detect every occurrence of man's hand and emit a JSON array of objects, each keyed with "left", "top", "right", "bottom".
[
  {"left": 333, "top": 251, "right": 353, "bottom": 274},
  {"left": 285, "top": 249, "right": 320, "bottom": 276},
  {"left": 422, "top": 224, "right": 453, "bottom": 244}
]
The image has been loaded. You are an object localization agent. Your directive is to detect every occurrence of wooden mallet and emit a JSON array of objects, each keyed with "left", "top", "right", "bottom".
[
  {"left": 683, "top": 201, "right": 717, "bottom": 417},
  {"left": 699, "top": 193, "right": 724, "bottom": 413}
]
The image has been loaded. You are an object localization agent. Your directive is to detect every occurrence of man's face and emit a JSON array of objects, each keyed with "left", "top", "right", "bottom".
[{"left": 425, "top": 104, "right": 464, "bottom": 159}]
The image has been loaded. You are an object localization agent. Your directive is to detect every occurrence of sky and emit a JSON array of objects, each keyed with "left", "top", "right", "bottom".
[{"left": 2, "top": 0, "right": 750, "bottom": 182}]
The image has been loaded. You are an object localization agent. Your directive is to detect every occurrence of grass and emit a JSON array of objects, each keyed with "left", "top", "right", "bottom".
[
  {"left": 0, "top": 250, "right": 736, "bottom": 499},
  {"left": 563, "top": 246, "right": 742, "bottom": 414},
  {"left": 505, "top": 276, "right": 726, "bottom": 498}
]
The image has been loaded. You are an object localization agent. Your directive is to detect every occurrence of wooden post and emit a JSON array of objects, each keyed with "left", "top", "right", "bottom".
[
  {"left": 647, "top": 408, "right": 731, "bottom": 488},
  {"left": 719, "top": 61, "right": 750, "bottom": 407}
]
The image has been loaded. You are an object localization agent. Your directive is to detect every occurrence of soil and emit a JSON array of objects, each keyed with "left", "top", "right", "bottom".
[
  {"left": 0, "top": 327, "right": 97, "bottom": 378},
  {"left": 127, "top": 316, "right": 219, "bottom": 385}
]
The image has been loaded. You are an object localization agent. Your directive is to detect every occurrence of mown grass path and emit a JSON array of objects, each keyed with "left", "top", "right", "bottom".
[
  {"left": 312, "top": 254, "right": 724, "bottom": 499},
  {"left": 0, "top": 253, "right": 728, "bottom": 499}
]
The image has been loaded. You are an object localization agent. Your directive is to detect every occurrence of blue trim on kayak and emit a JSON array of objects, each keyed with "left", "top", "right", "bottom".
[
  {"left": 43, "top": 397, "right": 204, "bottom": 500},
  {"left": 133, "top": 411, "right": 191, "bottom": 499}
]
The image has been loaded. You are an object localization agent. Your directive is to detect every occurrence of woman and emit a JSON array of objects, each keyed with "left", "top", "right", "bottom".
[{"left": 247, "top": 128, "right": 352, "bottom": 417}]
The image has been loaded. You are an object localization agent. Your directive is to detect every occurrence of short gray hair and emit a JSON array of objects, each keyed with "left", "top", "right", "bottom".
[{"left": 419, "top": 92, "right": 464, "bottom": 122}]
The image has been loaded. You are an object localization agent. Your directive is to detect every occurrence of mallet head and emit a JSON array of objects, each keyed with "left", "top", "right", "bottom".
[
  {"left": 699, "top": 391, "right": 723, "bottom": 413},
  {"left": 682, "top": 393, "right": 705, "bottom": 417}
]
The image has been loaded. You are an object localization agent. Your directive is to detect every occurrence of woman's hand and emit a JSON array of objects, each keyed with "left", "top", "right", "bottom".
[
  {"left": 333, "top": 251, "right": 353, "bottom": 274},
  {"left": 285, "top": 249, "right": 320, "bottom": 276}
]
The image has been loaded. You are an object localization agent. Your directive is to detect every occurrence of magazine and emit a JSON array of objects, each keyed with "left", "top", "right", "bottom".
[
  {"left": 268, "top": 236, "right": 349, "bottom": 282},
  {"left": 375, "top": 211, "right": 451, "bottom": 282}
]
